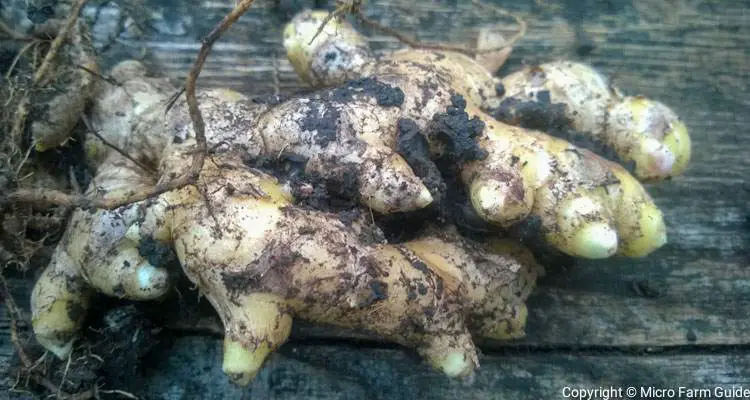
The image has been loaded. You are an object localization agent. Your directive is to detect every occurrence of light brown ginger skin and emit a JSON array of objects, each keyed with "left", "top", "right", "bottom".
[
  {"left": 32, "top": 61, "right": 188, "bottom": 361},
  {"left": 403, "top": 228, "right": 536, "bottom": 340},
  {"left": 286, "top": 11, "right": 690, "bottom": 182},
  {"left": 145, "top": 158, "right": 478, "bottom": 381}
]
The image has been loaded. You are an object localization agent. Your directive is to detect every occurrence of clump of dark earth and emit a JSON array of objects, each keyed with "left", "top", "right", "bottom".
[
  {"left": 425, "top": 94, "right": 495, "bottom": 237},
  {"left": 31, "top": 268, "right": 218, "bottom": 399},
  {"left": 396, "top": 118, "right": 446, "bottom": 201},
  {"left": 139, "top": 236, "right": 177, "bottom": 268},
  {"left": 84, "top": 305, "right": 160, "bottom": 391},
  {"left": 492, "top": 91, "right": 571, "bottom": 132},
  {"left": 382, "top": 95, "right": 497, "bottom": 243},
  {"left": 297, "top": 78, "right": 403, "bottom": 147},
  {"left": 391, "top": 94, "right": 579, "bottom": 270},
  {"left": 495, "top": 82, "right": 506, "bottom": 97},
  {"left": 21, "top": 299, "right": 163, "bottom": 398},
  {"left": 191, "top": 86, "right": 572, "bottom": 268},
  {"left": 301, "top": 102, "right": 340, "bottom": 147},
  {"left": 324, "top": 77, "right": 405, "bottom": 108},
  {"left": 244, "top": 92, "right": 501, "bottom": 244},
  {"left": 300, "top": 78, "right": 406, "bottom": 149},
  {"left": 429, "top": 94, "right": 488, "bottom": 164}
]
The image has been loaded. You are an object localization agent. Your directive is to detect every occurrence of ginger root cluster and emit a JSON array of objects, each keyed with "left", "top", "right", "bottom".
[{"left": 30, "top": 10, "right": 691, "bottom": 385}]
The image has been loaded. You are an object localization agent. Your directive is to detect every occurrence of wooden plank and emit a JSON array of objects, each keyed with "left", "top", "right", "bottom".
[
  {"left": 3, "top": 308, "right": 750, "bottom": 398},
  {"left": 95, "top": 336, "right": 750, "bottom": 400}
]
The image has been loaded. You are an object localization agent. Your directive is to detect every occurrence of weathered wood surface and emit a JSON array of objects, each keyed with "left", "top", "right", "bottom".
[
  {"left": 3, "top": 0, "right": 750, "bottom": 398},
  {"left": 5, "top": 333, "right": 750, "bottom": 399},
  {"left": 53, "top": 337, "right": 750, "bottom": 400}
]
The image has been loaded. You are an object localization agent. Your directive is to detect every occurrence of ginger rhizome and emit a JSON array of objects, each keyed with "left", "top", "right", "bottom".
[
  {"left": 142, "top": 157, "right": 537, "bottom": 384},
  {"left": 283, "top": 10, "right": 687, "bottom": 258},
  {"left": 32, "top": 60, "right": 538, "bottom": 385},
  {"left": 492, "top": 61, "right": 691, "bottom": 181}
]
